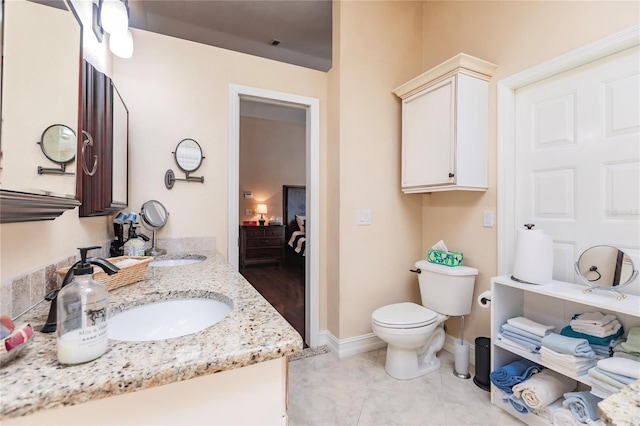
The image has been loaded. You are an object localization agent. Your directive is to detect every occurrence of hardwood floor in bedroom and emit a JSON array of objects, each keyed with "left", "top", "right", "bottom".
[{"left": 240, "top": 262, "right": 305, "bottom": 343}]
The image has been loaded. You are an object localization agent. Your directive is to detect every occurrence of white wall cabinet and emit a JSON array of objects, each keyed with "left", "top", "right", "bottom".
[
  {"left": 490, "top": 275, "right": 640, "bottom": 425},
  {"left": 394, "top": 54, "right": 497, "bottom": 193}
]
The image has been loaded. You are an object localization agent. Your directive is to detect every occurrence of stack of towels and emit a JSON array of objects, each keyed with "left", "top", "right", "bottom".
[
  {"left": 489, "top": 359, "right": 544, "bottom": 414},
  {"left": 587, "top": 357, "right": 640, "bottom": 398},
  {"left": 561, "top": 312, "right": 624, "bottom": 358},
  {"left": 540, "top": 333, "right": 597, "bottom": 376},
  {"left": 612, "top": 327, "right": 640, "bottom": 361},
  {"left": 511, "top": 370, "right": 577, "bottom": 415},
  {"left": 498, "top": 316, "right": 555, "bottom": 354}
]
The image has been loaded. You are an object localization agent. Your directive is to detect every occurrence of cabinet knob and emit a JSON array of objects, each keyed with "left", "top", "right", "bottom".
[{"left": 448, "top": 172, "right": 455, "bottom": 178}]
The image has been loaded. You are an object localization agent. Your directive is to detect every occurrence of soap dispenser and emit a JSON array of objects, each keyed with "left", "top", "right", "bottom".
[
  {"left": 123, "top": 223, "right": 146, "bottom": 256},
  {"left": 56, "top": 246, "right": 119, "bottom": 365}
]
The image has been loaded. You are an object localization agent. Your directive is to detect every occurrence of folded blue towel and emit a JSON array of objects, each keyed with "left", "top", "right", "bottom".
[
  {"left": 490, "top": 359, "right": 544, "bottom": 393},
  {"left": 594, "top": 367, "right": 636, "bottom": 385},
  {"left": 500, "top": 334, "right": 540, "bottom": 353},
  {"left": 561, "top": 325, "right": 624, "bottom": 346},
  {"left": 501, "top": 323, "right": 544, "bottom": 343},
  {"left": 541, "top": 333, "right": 595, "bottom": 358},
  {"left": 502, "top": 330, "right": 543, "bottom": 347},
  {"left": 562, "top": 391, "right": 602, "bottom": 422},
  {"left": 502, "top": 393, "right": 529, "bottom": 414}
]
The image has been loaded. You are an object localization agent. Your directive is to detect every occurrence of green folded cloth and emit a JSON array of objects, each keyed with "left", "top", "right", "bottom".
[{"left": 618, "top": 327, "right": 640, "bottom": 354}]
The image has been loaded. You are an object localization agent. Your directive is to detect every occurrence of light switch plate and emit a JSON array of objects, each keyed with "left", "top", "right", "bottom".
[
  {"left": 483, "top": 210, "right": 494, "bottom": 227},
  {"left": 357, "top": 209, "right": 371, "bottom": 225}
]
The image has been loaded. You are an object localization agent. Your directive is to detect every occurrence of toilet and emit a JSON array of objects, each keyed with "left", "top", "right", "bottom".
[{"left": 371, "top": 260, "right": 478, "bottom": 380}]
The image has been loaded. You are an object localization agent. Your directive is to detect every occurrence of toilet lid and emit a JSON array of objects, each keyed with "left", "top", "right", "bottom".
[{"left": 372, "top": 302, "right": 438, "bottom": 328}]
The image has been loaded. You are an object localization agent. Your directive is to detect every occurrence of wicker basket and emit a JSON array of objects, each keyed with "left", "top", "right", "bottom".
[{"left": 56, "top": 256, "right": 153, "bottom": 291}]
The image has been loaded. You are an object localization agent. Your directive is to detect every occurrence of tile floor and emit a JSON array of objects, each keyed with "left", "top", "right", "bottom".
[{"left": 288, "top": 348, "right": 524, "bottom": 426}]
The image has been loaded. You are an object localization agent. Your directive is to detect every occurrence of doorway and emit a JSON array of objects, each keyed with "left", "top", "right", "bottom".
[{"left": 228, "top": 84, "right": 320, "bottom": 347}]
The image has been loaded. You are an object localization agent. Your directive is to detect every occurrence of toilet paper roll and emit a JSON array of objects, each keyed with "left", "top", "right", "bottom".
[
  {"left": 477, "top": 290, "right": 492, "bottom": 308},
  {"left": 511, "top": 228, "right": 554, "bottom": 285}
]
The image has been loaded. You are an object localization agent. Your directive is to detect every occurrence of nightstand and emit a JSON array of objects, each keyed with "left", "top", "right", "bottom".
[{"left": 239, "top": 225, "right": 285, "bottom": 268}]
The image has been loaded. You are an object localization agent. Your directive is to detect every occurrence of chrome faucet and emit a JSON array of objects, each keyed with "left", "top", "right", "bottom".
[{"left": 41, "top": 247, "right": 119, "bottom": 333}]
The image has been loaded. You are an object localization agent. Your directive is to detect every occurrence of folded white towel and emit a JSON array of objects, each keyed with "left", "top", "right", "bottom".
[
  {"left": 498, "top": 334, "right": 537, "bottom": 353},
  {"left": 553, "top": 407, "right": 583, "bottom": 426},
  {"left": 507, "top": 316, "right": 555, "bottom": 338},
  {"left": 597, "top": 357, "right": 640, "bottom": 379},
  {"left": 540, "top": 347, "right": 598, "bottom": 367},
  {"left": 570, "top": 312, "right": 617, "bottom": 327},
  {"left": 572, "top": 320, "right": 621, "bottom": 338},
  {"left": 587, "top": 377, "right": 618, "bottom": 399},
  {"left": 540, "top": 356, "right": 594, "bottom": 377},
  {"left": 512, "top": 369, "right": 577, "bottom": 410},
  {"left": 532, "top": 398, "right": 563, "bottom": 422}
]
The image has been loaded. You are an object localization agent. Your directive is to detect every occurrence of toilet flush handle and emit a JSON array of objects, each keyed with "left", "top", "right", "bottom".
[{"left": 409, "top": 268, "right": 421, "bottom": 274}]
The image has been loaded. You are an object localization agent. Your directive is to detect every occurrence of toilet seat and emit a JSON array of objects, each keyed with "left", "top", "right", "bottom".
[{"left": 372, "top": 302, "right": 438, "bottom": 329}]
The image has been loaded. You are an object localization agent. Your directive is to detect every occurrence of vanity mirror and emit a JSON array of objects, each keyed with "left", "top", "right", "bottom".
[
  {"left": 140, "top": 200, "right": 169, "bottom": 256},
  {"left": 37, "top": 124, "right": 76, "bottom": 175},
  {"left": 164, "top": 139, "right": 205, "bottom": 189},
  {"left": 575, "top": 245, "right": 639, "bottom": 299},
  {"left": 0, "top": 0, "right": 83, "bottom": 222}
]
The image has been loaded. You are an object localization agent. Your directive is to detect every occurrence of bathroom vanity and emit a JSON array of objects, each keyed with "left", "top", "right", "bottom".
[
  {"left": 490, "top": 275, "right": 640, "bottom": 425},
  {"left": 0, "top": 251, "right": 303, "bottom": 425}
]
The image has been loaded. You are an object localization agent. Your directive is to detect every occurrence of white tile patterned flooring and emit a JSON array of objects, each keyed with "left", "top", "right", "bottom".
[{"left": 288, "top": 347, "right": 525, "bottom": 426}]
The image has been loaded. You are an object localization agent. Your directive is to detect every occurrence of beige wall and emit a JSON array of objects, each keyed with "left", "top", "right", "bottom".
[
  {"left": 332, "top": 0, "right": 424, "bottom": 339},
  {"left": 239, "top": 117, "right": 305, "bottom": 225},
  {"left": 421, "top": 1, "right": 640, "bottom": 343},
  {"left": 111, "top": 30, "right": 328, "bottom": 258}
]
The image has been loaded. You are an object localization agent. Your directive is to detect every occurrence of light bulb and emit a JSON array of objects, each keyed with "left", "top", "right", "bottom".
[
  {"left": 101, "top": 0, "right": 128, "bottom": 35},
  {"left": 109, "top": 29, "right": 134, "bottom": 59}
]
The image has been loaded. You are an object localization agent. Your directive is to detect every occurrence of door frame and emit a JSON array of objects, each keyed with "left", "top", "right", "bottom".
[
  {"left": 497, "top": 25, "right": 639, "bottom": 275},
  {"left": 228, "top": 84, "right": 320, "bottom": 347}
]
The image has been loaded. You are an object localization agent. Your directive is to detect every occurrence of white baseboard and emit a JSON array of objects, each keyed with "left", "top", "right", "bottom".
[
  {"left": 317, "top": 330, "right": 386, "bottom": 359},
  {"left": 316, "top": 330, "right": 479, "bottom": 364}
]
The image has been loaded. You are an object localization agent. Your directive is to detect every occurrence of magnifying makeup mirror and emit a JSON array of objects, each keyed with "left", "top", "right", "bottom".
[
  {"left": 37, "top": 124, "right": 76, "bottom": 175},
  {"left": 140, "top": 200, "right": 169, "bottom": 256},
  {"left": 575, "top": 245, "right": 638, "bottom": 299}
]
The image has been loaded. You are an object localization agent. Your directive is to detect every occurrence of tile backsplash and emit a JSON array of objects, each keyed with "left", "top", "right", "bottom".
[{"left": 0, "top": 236, "right": 216, "bottom": 320}]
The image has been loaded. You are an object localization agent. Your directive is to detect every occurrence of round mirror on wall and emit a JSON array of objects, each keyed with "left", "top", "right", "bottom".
[
  {"left": 574, "top": 245, "right": 639, "bottom": 299},
  {"left": 39, "top": 124, "right": 76, "bottom": 164},
  {"left": 140, "top": 200, "right": 169, "bottom": 256},
  {"left": 174, "top": 139, "right": 203, "bottom": 172}
]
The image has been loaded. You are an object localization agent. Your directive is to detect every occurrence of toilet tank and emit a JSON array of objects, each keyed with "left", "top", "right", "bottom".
[{"left": 415, "top": 260, "right": 478, "bottom": 316}]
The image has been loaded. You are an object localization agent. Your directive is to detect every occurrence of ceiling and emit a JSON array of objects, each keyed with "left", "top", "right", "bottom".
[{"left": 128, "top": 0, "right": 333, "bottom": 72}]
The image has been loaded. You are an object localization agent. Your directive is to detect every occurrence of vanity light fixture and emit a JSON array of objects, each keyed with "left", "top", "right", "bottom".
[{"left": 94, "top": 0, "right": 134, "bottom": 59}]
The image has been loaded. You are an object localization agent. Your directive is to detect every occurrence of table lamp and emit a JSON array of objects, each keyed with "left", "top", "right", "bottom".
[{"left": 256, "top": 204, "right": 268, "bottom": 226}]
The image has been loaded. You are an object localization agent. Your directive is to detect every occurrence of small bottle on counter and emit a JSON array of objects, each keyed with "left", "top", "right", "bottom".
[
  {"left": 57, "top": 247, "right": 118, "bottom": 365},
  {"left": 123, "top": 224, "right": 146, "bottom": 256}
]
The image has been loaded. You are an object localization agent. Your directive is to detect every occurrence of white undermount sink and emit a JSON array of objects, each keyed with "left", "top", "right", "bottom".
[
  {"left": 150, "top": 255, "right": 206, "bottom": 267},
  {"left": 108, "top": 298, "right": 232, "bottom": 342}
]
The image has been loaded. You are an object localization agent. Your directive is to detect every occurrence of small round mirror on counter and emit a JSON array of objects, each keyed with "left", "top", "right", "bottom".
[
  {"left": 174, "top": 139, "right": 203, "bottom": 172},
  {"left": 39, "top": 124, "right": 76, "bottom": 164},
  {"left": 574, "top": 245, "right": 638, "bottom": 299},
  {"left": 140, "top": 200, "right": 169, "bottom": 256}
]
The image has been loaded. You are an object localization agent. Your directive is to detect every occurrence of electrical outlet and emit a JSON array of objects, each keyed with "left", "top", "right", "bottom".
[
  {"left": 245, "top": 209, "right": 253, "bottom": 216},
  {"left": 357, "top": 209, "right": 371, "bottom": 225}
]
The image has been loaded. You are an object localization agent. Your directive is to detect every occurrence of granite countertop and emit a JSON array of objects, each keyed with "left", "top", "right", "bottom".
[
  {"left": 0, "top": 251, "right": 303, "bottom": 420},
  {"left": 598, "top": 379, "right": 640, "bottom": 426}
]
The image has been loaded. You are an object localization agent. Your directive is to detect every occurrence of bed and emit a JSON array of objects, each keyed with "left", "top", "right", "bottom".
[{"left": 283, "top": 185, "right": 306, "bottom": 266}]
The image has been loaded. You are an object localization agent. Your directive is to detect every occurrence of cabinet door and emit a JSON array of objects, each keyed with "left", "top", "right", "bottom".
[{"left": 402, "top": 77, "right": 456, "bottom": 189}]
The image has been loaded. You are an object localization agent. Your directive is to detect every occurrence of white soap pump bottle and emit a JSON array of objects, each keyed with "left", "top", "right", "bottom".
[{"left": 56, "top": 246, "right": 119, "bottom": 365}]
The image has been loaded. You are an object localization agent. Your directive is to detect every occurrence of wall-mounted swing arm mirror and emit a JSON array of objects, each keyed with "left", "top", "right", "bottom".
[
  {"left": 575, "top": 245, "right": 639, "bottom": 300},
  {"left": 37, "top": 124, "right": 76, "bottom": 175},
  {"left": 164, "top": 139, "right": 205, "bottom": 189},
  {"left": 140, "top": 200, "right": 169, "bottom": 256}
]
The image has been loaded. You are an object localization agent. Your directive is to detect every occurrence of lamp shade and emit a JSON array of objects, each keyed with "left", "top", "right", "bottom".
[
  {"left": 109, "top": 29, "right": 134, "bottom": 59},
  {"left": 256, "top": 204, "right": 268, "bottom": 214},
  {"left": 101, "top": 0, "right": 129, "bottom": 35}
]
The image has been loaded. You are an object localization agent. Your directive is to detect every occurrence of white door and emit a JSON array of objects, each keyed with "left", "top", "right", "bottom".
[{"left": 514, "top": 46, "right": 640, "bottom": 288}]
